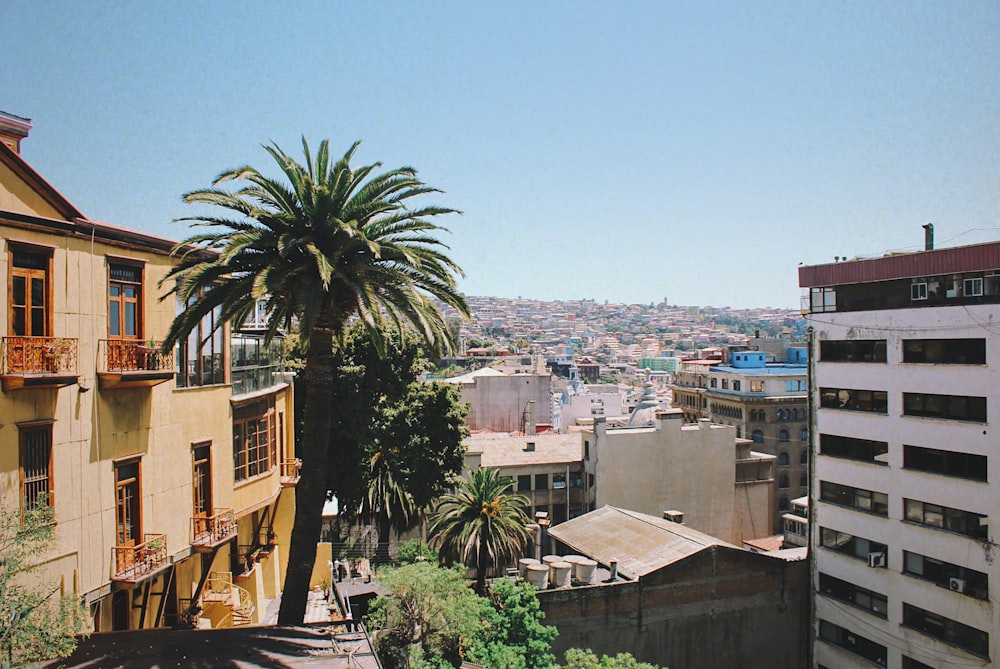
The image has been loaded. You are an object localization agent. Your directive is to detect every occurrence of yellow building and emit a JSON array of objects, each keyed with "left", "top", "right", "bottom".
[{"left": 0, "top": 111, "right": 297, "bottom": 632}]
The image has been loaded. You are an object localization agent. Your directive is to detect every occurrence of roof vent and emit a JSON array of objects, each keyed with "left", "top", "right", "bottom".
[
  {"left": 663, "top": 510, "right": 684, "bottom": 524},
  {"left": 525, "top": 441, "right": 535, "bottom": 452},
  {"left": 923, "top": 223, "right": 934, "bottom": 251}
]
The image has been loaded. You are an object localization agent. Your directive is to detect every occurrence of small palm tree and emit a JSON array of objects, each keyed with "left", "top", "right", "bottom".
[
  {"left": 428, "top": 468, "right": 530, "bottom": 592},
  {"left": 361, "top": 450, "right": 417, "bottom": 564},
  {"left": 161, "top": 139, "right": 468, "bottom": 624}
]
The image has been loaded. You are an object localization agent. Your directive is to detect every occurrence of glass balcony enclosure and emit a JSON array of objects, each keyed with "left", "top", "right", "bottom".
[{"left": 230, "top": 333, "right": 286, "bottom": 396}]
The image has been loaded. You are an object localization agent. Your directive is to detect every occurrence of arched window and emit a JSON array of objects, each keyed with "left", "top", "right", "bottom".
[
  {"left": 778, "top": 497, "right": 790, "bottom": 511},
  {"left": 800, "top": 450, "right": 808, "bottom": 465},
  {"left": 800, "top": 472, "right": 808, "bottom": 487},
  {"left": 778, "top": 452, "right": 790, "bottom": 466},
  {"left": 778, "top": 474, "right": 789, "bottom": 489},
  {"left": 779, "top": 429, "right": 789, "bottom": 443},
  {"left": 791, "top": 408, "right": 799, "bottom": 421},
  {"left": 800, "top": 428, "right": 808, "bottom": 442},
  {"left": 752, "top": 430, "right": 763, "bottom": 443}
]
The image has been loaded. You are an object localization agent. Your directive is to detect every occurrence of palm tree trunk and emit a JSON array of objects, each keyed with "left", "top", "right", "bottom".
[
  {"left": 475, "top": 539, "right": 488, "bottom": 594},
  {"left": 376, "top": 518, "right": 392, "bottom": 565},
  {"left": 278, "top": 321, "right": 335, "bottom": 624}
]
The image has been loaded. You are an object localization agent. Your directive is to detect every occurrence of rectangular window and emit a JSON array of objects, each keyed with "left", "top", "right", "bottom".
[
  {"left": 911, "top": 282, "right": 928, "bottom": 300},
  {"left": 721, "top": 379, "right": 729, "bottom": 390},
  {"left": 820, "top": 387, "right": 888, "bottom": 413},
  {"left": 820, "top": 481, "right": 888, "bottom": 516},
  {"left": 819, "top": 572, "right": 887, "bottom": 618},
  {"left": 902, "top": 603, "right": 989, "bottom": 658},
  {"left": 902, "top": 657, "right": 935, "bottom": 669},
  {"left": 903, "top": 550, "right": 988, "bottom": 600},
  {"left": 964, "top": 277, "right": 984, "bottom": 297},
  {"left": 750, "top": 380, "right": 764, "bottom": 392},
  {"left": 192, "top": 442, "right": 212, "bottom": 518},
  {"left": 9, "top": 249, "right": 51, "bottom": 337},
  {"left": 732, "top": 380, "right": 741, "bottom": 391},
  {"left": 817, "top": 620, "right": 886, "bottom": 665},
  {"left": 108, "top": 262, "right": 143, "bottom": 339},
  {"left": 903, "top": 338, "right": 986, "bottom": 365},
  {"left": 819, "top": 526, "right": 887, "bottom": 564},
  {"left": 569, "top": 471, "right": 583, "bottom": 488},
  {"left": 20, "top": 422, "right": 53, "bottom": 510},
  {"left": 517, "top": 475, "right": 532, "bottom": 492},
  {"left": 819, "top": 340, "right": 887, "bottom": 363},
  {"left": 175, "top": 294, "right": 225, "bottom": 388},
  {"left": 904, "top": 498, "right": 987, "bottom": 539},
  {"left": 819, "top": 434, "right": 889, "bottom": 464},
  {"left": 233, "top": 397, "right": 275, "bottom": 482},
  {"left": 552, "top": 473, "right": 567, "bottom": 489},
  {"left": 903, "top": 392, "right": 987, "bottom": 422},
  {"left": 534, "top": 473, "right": 549, "bottom": 490},
  {"left": 903, "top": 445, "right": 987, "bottom": 481},
  {"left": 115, "top": 459, "right": 141, "bottom": 546},
  {"left": 810, "top": 287, "right": 837, "bottom": 313}
]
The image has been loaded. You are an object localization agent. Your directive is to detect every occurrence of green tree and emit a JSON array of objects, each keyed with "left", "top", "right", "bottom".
[
  {"left": 161, "top": 139, "right": 468, "bottom": 624},
  {"left": 481, "top": 578, "right": 557, "bottom": 669},
  {"left": 366, "top": 562, "right": 557, "bottom": 669},
  {"left": 428, "top": 468, "right": 530, "bottom": 593},
  {"left": 0, "top": 498, "right": 87, "bottom": 667},
  {"left": 366, "top": 562, "right": 493, "bottom": 669},
  {"left": 558, "top": 648, "right": 664, "bottom": 669},
  {"left": 304, "top": 325, "right": 468, "bottom": 562}
]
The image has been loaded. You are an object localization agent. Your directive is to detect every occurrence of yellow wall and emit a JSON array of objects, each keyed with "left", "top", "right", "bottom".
[{"left": 0, "top": 214, "right": 296, "bottom": 631}]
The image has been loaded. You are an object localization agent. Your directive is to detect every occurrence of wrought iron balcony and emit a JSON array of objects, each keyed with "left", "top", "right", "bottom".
[
  {"left": 280, "top": 458, "right": 302, "bottom": 487},
  {"left": 112, "top": 533, "right": 169, "bottom": 585},
  {"left": 97, "top": 339, "right": 175, "bottom": 389},
  {"left": 0, "top": 336, "right": 79, "bottom": 391},
  {"left": 191, "top": 508, "right": 237, "bottom": 553}
]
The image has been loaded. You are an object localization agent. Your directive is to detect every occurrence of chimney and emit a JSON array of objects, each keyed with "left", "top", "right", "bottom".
[
  {"left": 608, "top": 558, "right": 618, "bottom": 582},
  {"left": 0, "top": 111, "right": 32, "bottom": 154},
  {"left": 923, "top": 223, "right": 934, "bottom": 251},
  {"left": 527, "top": 400, "right": 537, "bottom": 436}
]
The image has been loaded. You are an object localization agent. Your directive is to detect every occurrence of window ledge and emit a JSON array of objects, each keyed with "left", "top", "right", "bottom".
[
  {"left": 173, "top": 382, "right": 231, "bottom": 393},
  {"left": 900, "top": 519, "right": 987, "bottom": 542},
  {"left": 234, "top": 467, "right": 277, "bottom": 489}
]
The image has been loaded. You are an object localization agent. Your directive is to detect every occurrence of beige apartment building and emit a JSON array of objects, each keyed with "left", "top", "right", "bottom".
[{"left": 0, "top": 112, "right": 297, "bottom": 632}]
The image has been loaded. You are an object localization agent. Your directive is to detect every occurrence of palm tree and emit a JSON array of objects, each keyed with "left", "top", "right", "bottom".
[
  {"left": 428, "top": 468, "right": 531, "bottom": 593},
  {"left": 360, "top": 450, "right": 417, "bottom": 565},
  {"left": 160, "top": 139, "right": 468, "bottom": 624}
]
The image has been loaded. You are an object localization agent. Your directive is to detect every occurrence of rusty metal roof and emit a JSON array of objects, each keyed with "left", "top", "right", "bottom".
[
  {"left": 548, "top": 505, "right": 735, "bottom": 580},
  {"left": 799, "top": 241, "right": 1000, "bottom": 288}
]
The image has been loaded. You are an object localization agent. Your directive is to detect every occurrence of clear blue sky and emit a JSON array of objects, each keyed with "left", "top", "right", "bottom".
[{"left": 6, "top": 1, "right": 999, "bottom": 308}]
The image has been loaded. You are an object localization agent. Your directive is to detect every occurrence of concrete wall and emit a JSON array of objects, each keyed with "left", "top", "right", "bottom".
[
  {"left": 539, "top": 546, "right": 809, "bottom": 669},
  {"left": 591, "top": 418, "right": 742, "bottom": 543},
  {"left": 461, "top": 373, "right": 552, "bottom": 432}
]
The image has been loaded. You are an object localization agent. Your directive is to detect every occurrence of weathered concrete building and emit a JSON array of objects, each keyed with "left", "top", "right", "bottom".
[
  {"left": 584, "top": 402, "right": 775, "bottom": 544},
  {"left": 439, "top": 366, "right": 552, "bottom": 432},
  {"left": 540, "top": 506, "right": 809, "bottom": 669}
]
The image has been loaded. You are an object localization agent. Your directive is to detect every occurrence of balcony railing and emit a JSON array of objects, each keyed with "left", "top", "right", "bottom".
[
  {"left": 97, "top": 339, "right": 175, "bottom": 389},
  {"left": 0, "top": 337, "right": 79, "bottom": 390},
  {"left": 280, "top": 458, "right": 302, "bottom": 487},
  {"left": 192, "top": 509, "right": 237, "bottom": 552},
  {"left": 112, "top": 533, "right": 169, "bottom": 585},
  {"left": 100, "top": 339, "right": 173, "bottom": 372}
]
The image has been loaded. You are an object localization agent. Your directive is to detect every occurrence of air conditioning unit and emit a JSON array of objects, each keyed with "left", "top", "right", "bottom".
[
  {"left": 949, "top": 577, "right": 967, "bottom": 593},
  {"left": 867, "top": 551, "right": 886, "bottom": 568}
]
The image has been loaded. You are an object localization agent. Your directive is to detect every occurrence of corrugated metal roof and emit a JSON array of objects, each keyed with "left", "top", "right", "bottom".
[
  {"left": 799, "top": 241, "right": 1000, "bottom": 287},
  {"left": 547, "top": 506, "right": 735, "bottom": 580}
]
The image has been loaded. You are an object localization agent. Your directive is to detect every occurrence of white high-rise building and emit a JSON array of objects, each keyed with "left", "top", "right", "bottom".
[{"left": 800, "top": 238, "right": 1000, "bottom": 668}]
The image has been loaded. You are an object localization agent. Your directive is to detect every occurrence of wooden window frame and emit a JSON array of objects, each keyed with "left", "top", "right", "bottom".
[
  {"left": 113, "top": 456, "right": 143, "bottom": 546},
  {"left": 8, "top": 243, "right": 54, "bottom": 338},
  {"left": 107, "top": 259, "right": 145, "bottom": 340},
  {"left": 18, "top": 419, "right": 54, "bottom": 510}
]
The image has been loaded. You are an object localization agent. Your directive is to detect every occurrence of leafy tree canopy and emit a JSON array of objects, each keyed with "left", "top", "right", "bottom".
[
  {"left": 558, "top": 649, "right": 665, "bottom": 669},
  {"left": 290, "top": 324, "right": 468, "bottom": 537},
  {"left": 0, "top": 499, "right": 87, "bottom": 667},
  {"left": 366, "top": 563, "right": 558, "bottom": 669}
]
